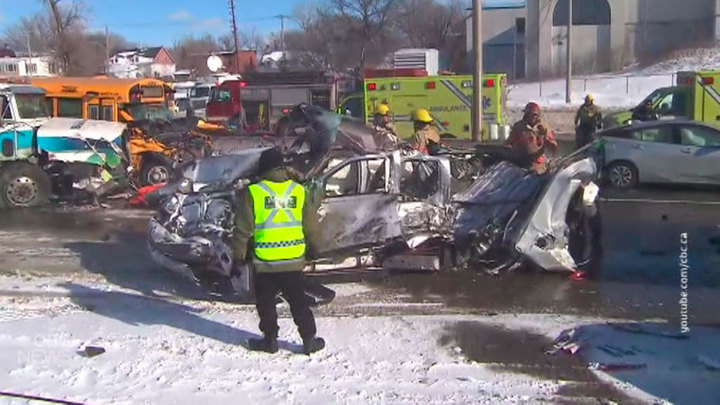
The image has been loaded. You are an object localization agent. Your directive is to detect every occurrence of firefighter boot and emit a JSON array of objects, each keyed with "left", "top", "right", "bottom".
[
  {"left": 247, "top": 336, "right": 278, "bottom": 353},
  {"left": 302, "top": 336, "right": 325, "bottom": 355}
]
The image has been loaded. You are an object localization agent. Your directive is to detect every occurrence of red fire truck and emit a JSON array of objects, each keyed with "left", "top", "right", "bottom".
[{"left": 205, "top": 71, "right": 352, "bottom": 132}]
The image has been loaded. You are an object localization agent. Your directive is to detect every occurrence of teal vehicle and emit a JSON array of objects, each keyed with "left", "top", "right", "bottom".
[{"left": 1, "top": 93, "right": 128, "bottom": 208}]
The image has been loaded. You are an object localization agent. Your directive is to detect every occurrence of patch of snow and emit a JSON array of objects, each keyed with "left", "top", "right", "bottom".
[
  {"left": 0, "top": 308, "right": 562, "bottom": 404},
  {"left": 508, "top": 75, "right": 674, "bottom": 109}
]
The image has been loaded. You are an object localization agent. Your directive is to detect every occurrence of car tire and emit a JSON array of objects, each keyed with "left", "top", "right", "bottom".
[
  {"left": 606, "top": 161, "right": 638, "bottom": 189},
  {"left": 0, "top": 162, "right": 51, "bottom": 209},
  {"left": 140, "top": 156, "right": 173, "bottom": 186}
]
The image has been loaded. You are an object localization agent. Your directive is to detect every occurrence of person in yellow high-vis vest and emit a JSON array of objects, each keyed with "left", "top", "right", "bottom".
[{"left": 233, "top": 148, "right": 325, "bottom": 355}]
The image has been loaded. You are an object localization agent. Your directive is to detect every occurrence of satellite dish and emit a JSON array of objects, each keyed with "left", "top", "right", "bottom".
[{"left": 207, "top": 55, "right": 223, "bottom": 73}]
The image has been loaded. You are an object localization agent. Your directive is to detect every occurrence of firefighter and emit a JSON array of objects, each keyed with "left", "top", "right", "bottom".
[
  {"left": 409, "top": 108, "right": 441, "bottom": 154},
  {"left": 574, "top": 94, "right": 603, "bottom": 149},
  {"left": 631, "top": 99, "right": 658, "bottom": 122},
  {"left": 506, "top": 102, "right": 558, "bottom": 174},
  {"left": 233, "top": 148, "right": 325, "bottom": 355},
  {"left": 371, "top": 103, "right": 399, "bottom": 148}
]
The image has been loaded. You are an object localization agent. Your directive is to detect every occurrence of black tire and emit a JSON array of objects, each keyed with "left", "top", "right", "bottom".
[
  {"left": 140, "top": 156, "right": 173, "bottom": 186},
  {"left": 605, "top": 161, "right": 638, "bottom": 189},
  {"left": 0, "top": 162, "right": 51, "bottom": 209}
]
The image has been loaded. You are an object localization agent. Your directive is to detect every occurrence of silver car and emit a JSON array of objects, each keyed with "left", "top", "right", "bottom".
[{"left": 601, "top": 120, "right": 720, "bottom": 188}]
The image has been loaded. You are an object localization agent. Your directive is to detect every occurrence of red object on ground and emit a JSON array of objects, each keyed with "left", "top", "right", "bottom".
[
  {"left": 570, "top": 271, "right": 587, "bottom": 280},
  {"left": 129, "top": 184, "right": 164, "bottom": 207}
]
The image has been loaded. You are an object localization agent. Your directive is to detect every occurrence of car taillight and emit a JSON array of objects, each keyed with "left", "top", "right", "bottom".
[
  {"left": 703, "top": 77, "right": 714, "bottom": 85},
  {"left": 426, "top": 81, "right": 436, "bottom": 90},
  {"left": 484, "top": 79, "right": 495, "bottom": 87},
  {"left": 282, "top": 108, "right": 290, "bottom": 114},
  {"left": 239, "top": 81, "right": 247, "bottom": 87},
  {"left": 441, "top": 121, "right": 450, "bottom": 127},
  {"left": 367, "top": 83, "right": 377, "bottom": 91}
]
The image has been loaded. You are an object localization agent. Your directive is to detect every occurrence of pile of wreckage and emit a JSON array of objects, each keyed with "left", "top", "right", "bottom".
[
  {"left": 146, "top": 103, "right": 604, "bottom": 297},
  {"left": 0, "top": 103, "right": 214, "bottom": 209}
]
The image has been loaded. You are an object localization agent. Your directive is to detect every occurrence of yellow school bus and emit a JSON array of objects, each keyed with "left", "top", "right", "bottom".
[{"left": 30, "top": 77, "right": 171, "bottom": 122}]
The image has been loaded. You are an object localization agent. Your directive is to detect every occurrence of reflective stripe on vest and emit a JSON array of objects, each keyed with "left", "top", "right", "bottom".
[{"left": 248, "top": 180, "right": 306, "bottom": 262}]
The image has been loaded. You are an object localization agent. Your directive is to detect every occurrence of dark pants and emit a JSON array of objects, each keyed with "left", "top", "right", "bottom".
[
  {"left": 576, "top": 127, "right": 596, "bottom": 149},
  {"left": 254, "top": 271, "right": 317, "bottom": 340}
]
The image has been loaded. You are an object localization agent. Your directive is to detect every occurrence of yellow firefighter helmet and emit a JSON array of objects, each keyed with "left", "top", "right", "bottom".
[
  {"left": 374, "top": 103, "right": 390, "bottom": 116},
  {"left": 412, "top": 108, "right": 433, "bottom": 123}
]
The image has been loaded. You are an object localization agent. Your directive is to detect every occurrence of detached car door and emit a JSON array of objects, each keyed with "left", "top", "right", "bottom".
[
  {"left": 308, "top": 154, "right": 403, "bottom": 257},
  {"left": 677, "top": 124, "right": 720, "bottom": 185}
]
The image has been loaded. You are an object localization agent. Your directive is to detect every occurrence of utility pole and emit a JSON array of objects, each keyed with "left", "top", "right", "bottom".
[
  {"left": 472, "top": 0, "right": 483, "bottom": 142},
  {"left": 276, "top": 15, "right": 289, "bottom": 59},
  {"left": 26, "top": 32, "right": 32, "bottom": 77},
  {"left": 229, "top": 0, "right": 240, "bottom": 73},
  {"left": 105, "top": 26, "right": 110, "bottom": 75},
  {"left": 565, "top": 0, "right": 573, "bottom": 103}
]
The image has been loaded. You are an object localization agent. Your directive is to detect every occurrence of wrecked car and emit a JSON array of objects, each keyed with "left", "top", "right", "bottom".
[
  {"left": 452, "top": 146, "right": 601, "bottom": 274},
  {"left": 148, "top": 104, "right": 602, "bottom": 297},
  {"left": 0, "top": 117, "right": 129, "bottom": 208}
]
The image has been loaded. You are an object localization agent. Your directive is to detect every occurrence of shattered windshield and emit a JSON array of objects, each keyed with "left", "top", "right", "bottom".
[{"left": 15, "top": 93, "right": 49, "bottom": 119}]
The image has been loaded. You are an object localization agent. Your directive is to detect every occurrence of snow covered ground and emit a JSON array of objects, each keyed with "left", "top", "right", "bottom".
[
  {"left": 507, "top": 74, "right": 673, "bottom": 110},
  {"left": 507, "top": 46, "right": 720, "bottom": 110},
  {"left": 0, "top": 276, "right": 642, "bottom": 405}
]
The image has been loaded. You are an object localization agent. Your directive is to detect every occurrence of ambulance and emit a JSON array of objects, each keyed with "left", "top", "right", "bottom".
[
  {"left": 337, "top": 69, "right": 508, "bottom": 140},
  {"left": 604, "top": 70, "right": 720, "bottom": 128}
]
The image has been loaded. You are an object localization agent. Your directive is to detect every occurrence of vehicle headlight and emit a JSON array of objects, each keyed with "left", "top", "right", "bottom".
[{"left": 178, "top": 178, "right": 193, "bottom": 194}]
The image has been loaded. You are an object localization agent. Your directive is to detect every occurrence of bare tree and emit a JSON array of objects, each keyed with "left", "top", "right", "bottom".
[
  {"left": 172, "top": 35, "right": 221, "bottom": 75},
  {"left": 218, "top": 29, "right": 265, "bottom": 52},
  {"left": 43, "top": 0, "right": 87, "bottom": 73},
  {"left": 327, "top": 0, "right": 401, "bottom": 73},
  {"left": 395, "top": 0, "right": 467, "bottom": 71}
]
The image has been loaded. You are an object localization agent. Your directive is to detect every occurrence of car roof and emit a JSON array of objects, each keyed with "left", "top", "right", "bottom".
[{"left": 601, "top": 119, "right": 719, "bottom": 134}]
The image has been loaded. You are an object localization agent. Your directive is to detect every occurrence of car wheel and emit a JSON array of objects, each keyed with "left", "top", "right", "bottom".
[
  {"left": 0, "top": 162, "right": 51, "bottom": 208},
  {"left": 606, "top": 161, "right": 638, "bottom": 189}
]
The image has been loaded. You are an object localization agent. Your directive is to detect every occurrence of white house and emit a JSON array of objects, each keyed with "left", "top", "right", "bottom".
[
  {"left": 0, "top": 55, "right": 60, "bottom": 78},
  {"left": 108, "top": 47, "right": 176, "bottom": 79}
]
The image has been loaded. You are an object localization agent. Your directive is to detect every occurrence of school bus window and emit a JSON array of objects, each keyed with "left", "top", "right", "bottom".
[
  {"left": 46, "top": 99, "right": 54, "bottom": 116},
  {"left": 141, "top": 86, "right": 164, "bottom": 98},
  {"left": 88, "top": 104, "right": 99, "bottom": 120},
  {"left": 102, "top": 106, "right": 113, "bottom": 121},
  {"left": 57, "top": 98, "right": 82, "bottom": 118}
]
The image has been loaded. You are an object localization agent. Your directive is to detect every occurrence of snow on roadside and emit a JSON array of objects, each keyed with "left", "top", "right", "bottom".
[
  {"left": 0, "top": 275, "right": 625, "bottom": 405},
  {"left": 0, "top": 309, "right": 561, "bottom": 404},
  {"left": 508, "top": 75, "right": 673, "bottom": 110},
  {"left": 508, "top": 46, "right": 720, "bottom": 110}
]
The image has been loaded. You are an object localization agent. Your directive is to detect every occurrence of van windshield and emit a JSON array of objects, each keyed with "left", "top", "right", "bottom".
[{"left": 15, "top": 93, "right": 49, "bottom": 119}]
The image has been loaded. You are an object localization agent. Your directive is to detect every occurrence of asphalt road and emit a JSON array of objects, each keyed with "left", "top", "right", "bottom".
[{"left": 2, "top": 184, "right": 719, "bottom": 320}]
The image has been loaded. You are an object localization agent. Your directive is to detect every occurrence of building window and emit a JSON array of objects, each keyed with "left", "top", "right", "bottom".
[
  {"left": 28, "top": 63, "right": 37, "bottom": 74},
  {"left": 57, "top": 98, "right": 82, "bottom": 118},
  {"left": 553, "top": 0, "right": 611, "bottom": 26}
]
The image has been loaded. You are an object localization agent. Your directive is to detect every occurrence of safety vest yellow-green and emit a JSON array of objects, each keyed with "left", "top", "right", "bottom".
[{"left": 248, "top": 179, "right": 306, "bottom": 262}]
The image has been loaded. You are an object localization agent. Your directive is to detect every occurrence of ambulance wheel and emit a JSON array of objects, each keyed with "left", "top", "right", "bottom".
[
  {"left": 606, "top": 161, "right": 638, "bottom": 189},
  {"left": 0, "top": 162, "right": 51, "bottom": 209}
]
